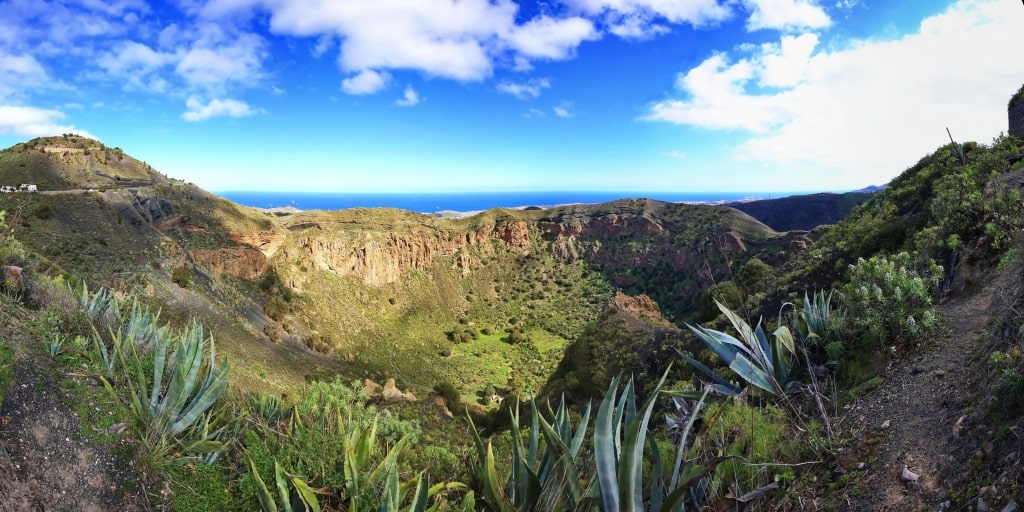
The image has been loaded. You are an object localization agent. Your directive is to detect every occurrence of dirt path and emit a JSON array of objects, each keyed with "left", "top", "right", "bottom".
[
  {"left": 843, "top": 274, "right": 999, "bottom": 510},
  {"left": 0, "top": 310, "right": 149, "bottom": 511}
]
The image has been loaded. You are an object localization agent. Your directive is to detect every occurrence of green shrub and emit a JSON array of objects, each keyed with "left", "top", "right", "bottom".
[
  {"left": 171, "top": 266, "right": 192, "bottom": 288},
  {"left": 697, "top": 399, "right": 793, "bottom": 501},
  {"left": 433, "top": 381, "right": 461, "bottom": 408},
  {"left": 841, "top": 252, "right": 941, "bottom": 350},
  {"left": 239, "top": 379, "right": 421, "bottom": 509}
]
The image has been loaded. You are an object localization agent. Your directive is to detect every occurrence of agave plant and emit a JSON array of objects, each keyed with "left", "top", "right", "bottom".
[
  {"left": 469, "top": 397, "right": 592, "bottom": 511},
  {"left": 469, "top": 369, "right": 729, "bottom": 512},
  {"left": 76, "top": 282, "right": 117, "bottom": 325},
  {"left": 682, "top": 299, "right": 797, "bottom": 397},
  {"left": 797, "top": 290, "right": 841, "bottom": 343},
  {"left": 119, "top": 320, "right": 230, "bottom": 461},
  {"left": 595, "top": 372, "right": 729, "bottom": 512},
  {"left": 249, "top": 457, "right": 323, "bottom": 512}
]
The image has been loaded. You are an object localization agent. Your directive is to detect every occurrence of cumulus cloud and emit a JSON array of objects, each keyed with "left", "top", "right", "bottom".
[
  {"left": 554, "top": 101, "right": 575, "bottom": 118},
  {"left": 497, "top": 78, "right": 551, "bottom": 99},
  {"left": 395, "top": 85, "right": 420, "bottom": 107},
  {"left": 0, "top": 105, "right": 95, "bottom": 138},
  {"left": 565, "top": 0, "right": 732, "bottom": 28},
  {"left": 0, "top": 51, "right": 54, "bottom": 99},
  {"left": 507, "top": 16, "right": 599, "bottom": 61},
  {"left": 341, "top": 70, "right": 391, "bottom": 95},
  {"left": 644, "top": 0, "right": 1024, "bottom": 185},
  {"left": 181, "top": 96, "right": 263, "bottom": 121},
  {"left": 742, "top": 0, "right": 831, "bottom": 31},
  {"left": 605, "top": 12, "right": 670, "bottom": 39},
  {"left": 523, "top": 108, "right": 545, "bottom": 119},
  {"left": 175, "top": 32, "right": 266, "bottom": 90}
]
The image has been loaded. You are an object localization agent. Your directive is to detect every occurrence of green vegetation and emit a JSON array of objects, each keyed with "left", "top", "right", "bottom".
[
  {"left": 840, "top": 252, "right": 941, "bottom": 351},
  {"left": 683, "top": 299, "right": 797, "bottom": 397},
  {"left": 7, "top": 102, "right": 1024, "bottom": 511}
]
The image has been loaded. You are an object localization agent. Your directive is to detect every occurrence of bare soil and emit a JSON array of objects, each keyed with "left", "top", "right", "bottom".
[{"left": 0, "top": 308, "right": 149, "bottom": 512}]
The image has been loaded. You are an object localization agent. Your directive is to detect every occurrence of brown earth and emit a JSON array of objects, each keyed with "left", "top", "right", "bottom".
[{"left": 0, "top": 309, "right": 148, "bottom": 511}]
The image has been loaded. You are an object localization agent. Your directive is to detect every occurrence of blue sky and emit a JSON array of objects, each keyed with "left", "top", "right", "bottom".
[{"left": 0, "top": 0, "right": 1022, "bottom": 193}]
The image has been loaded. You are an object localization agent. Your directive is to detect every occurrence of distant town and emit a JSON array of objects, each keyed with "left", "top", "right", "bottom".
[{"left": 0, "top": 184, "right": 37, "bottom": 193}]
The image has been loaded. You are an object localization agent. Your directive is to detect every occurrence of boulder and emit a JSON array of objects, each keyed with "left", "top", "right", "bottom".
[
  {"left": 2, "top": 265, "right": 24, "bottom": 291},
  {"left": 381, "top": 378, "right": 417, "bottom": 404},
  {"left": 364, "top": 379, "right": 383, "bottom": 401}
]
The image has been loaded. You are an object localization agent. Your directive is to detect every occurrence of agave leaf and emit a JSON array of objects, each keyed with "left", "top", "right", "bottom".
[
  {"left": 752, "top": 321, "right": 774, "bottom": 374},
  {"left": 685, "top": 325, "right": 748, "bottom": 369},
  {"left": 568, "top": 401, "right": 591, "bottom": 459},
  {"left": 648, "top": 434, "right": 665, "bottom": 512},
  {"left": 291, "top": 476, "right": 321, "bottom": 512},
  {"left": 619, "top": 368, "right": 670, "bottom": 511},
  {"left": 594, "top": 375, "right": 621, "bottom": 512},
  {"left": 670, "top": 389, "right": 708, "bottom": 491},
  {"left": 537, "top": 414, "right": 584, "bottom": 503},
  {"left": 658, "top": 456, "right": 737, "bottom": 512},
  {"left": 369, "top": 434, "right": 409, "bottom": 487},
  {"left": 526, "top": 399, "right": 540, "bottom": 467},
  {"left": 715, "top": 299, "right": 758, "bottom": 350},
  {"left": 726, "top": 352, "right": 778, "bottom": 395},
  {"left": 674, "top": 350, "right": 741, "bottom": 396},
  {"left": 405, "top": 475, "right": 429, "bottom": 512},
  {"left": 275, "top": 461, "right": 294, "bottom": 512},
  {"left": 248, "top": 456, "right": 278, "bottom": 512},
  {"left": 377, "top": 463, "right": 401, "bottom": 512}
]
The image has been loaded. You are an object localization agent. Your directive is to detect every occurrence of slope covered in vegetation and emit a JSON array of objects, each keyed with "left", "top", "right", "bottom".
[{"left": 1, "top": 90, "right": 1023, "bottom": 510}]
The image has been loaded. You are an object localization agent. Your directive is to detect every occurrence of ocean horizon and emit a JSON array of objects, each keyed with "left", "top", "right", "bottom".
[{"left": 216, "top": 190, "right": 806, "bottom": 214}]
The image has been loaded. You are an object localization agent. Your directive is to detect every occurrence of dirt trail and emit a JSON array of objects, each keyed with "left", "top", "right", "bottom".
[
  {"left": 0, "top": 312, "right": 148, "bottom": 511},
  {"left": 844, "top": 274, "right": 999, "bottom": 511}
]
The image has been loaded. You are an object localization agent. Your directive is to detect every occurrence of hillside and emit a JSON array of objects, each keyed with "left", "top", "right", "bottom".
[
  {"left": 731, "top": 190, "right": 874, "bottom": 231},
  {"left": 3, "top": 124, "right": 1023, "bottom": 511}
]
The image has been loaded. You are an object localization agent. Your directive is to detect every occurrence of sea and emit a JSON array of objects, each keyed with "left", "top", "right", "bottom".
[{"left": 217, "top": 191, "right": 790, "bottom": 215}]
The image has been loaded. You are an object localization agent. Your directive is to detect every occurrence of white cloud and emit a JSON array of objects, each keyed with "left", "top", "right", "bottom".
[
  {"left": 524, "top": 108, "right": 545, "bottom": 118},
  {"left": 507, "top": 16, "right": 599, "bottom": 61},
  {"left": 742, "top": 0, "right": 831, "bottom": 31},
  {"left": 606, "top": 12, "right": 670, "bottom": 39},
  {"left": 666, "top": 150, "right": 687, "bottom": 159},
  {"left": 0, "top": 105, "right": 95, "bottom": 138},
  {"left": 565, "top": 0, "right": 732, "bottom": 28},
  {"left": 341, "top": 70, "right": 391, "bottom": 95},
  {"left": 181, "top": 96, "right": 263, "bottom": 121},
  {"left": 0, "top": 51, "right": 53, "bottom": 99},
  {"left": 644, "top": 0, "right": 1024, "bottom": 186},
  {"left": 497, "top": 78, "right": 551, "bottom": 99},
  {"left": 554, "top": 101, "right": 575, "bottom": 118},
  {"left": 96, "top": 41, "right": 178, "bottom": 92},
  {"left": 395, "top": 85, "right": 420, "bottom": 107},
  {"left": 757, "top": 33, "right": 818, "bottom": 87},
  {"left": 97, "top": 41, "right": 177, "bottom": 75},
  {"left": 175, "top": 32, "right": 266, "bottom": 89},
  {"left": 245, "top": 0, "right": 516, "bottom": 81},
  {"left": 202, "top": 0, "right": 605, "bottom": 84}
]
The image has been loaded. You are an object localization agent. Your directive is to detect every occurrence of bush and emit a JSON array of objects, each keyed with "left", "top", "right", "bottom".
[
  {"left": 171, "top": 266, "right": 192, "bottom": 288},
  {"left": 433, "top": 381, "right": 461, "bottom": 407},
  {"left": 841, "top": 252, "right": 942, "bottom": 350}
]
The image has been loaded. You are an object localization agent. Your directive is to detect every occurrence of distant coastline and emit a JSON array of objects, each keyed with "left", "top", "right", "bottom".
[{"left": 217, "top": 190, "right": 806, "bottom": 217}]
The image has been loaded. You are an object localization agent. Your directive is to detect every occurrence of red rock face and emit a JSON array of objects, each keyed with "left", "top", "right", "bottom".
[
  {"left": 610, "top": 291, "right": 676, "bottom": 329},
  {"left": 538, "top": 213, "right": 663, "bottom": 239},
  {"left": 189, "top": 246, "right": 269, "bottom": 280},
  {"left": 282, "top": 221, "right": 533, "bottom": 286}
]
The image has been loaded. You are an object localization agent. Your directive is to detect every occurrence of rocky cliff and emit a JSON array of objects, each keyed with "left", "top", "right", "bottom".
[{"left": 279, "top": 219, "right": 531, "bottom": 286}]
